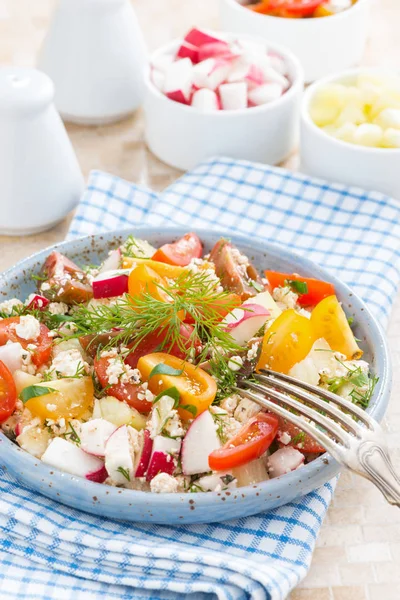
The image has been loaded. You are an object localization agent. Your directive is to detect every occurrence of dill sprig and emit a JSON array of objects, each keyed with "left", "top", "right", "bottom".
[
  {"left": 70, "top": 270, "right": 242, "bottom": 366},
  {"left": 326, "top": 360, "right": 379, "bottom": 409}
]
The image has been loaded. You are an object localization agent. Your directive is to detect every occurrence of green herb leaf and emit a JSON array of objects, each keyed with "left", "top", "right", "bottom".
[
  {"left": 62, "top": 421, "right": 81, "bottom": 445},
  {"left": 149, "top": 363, "right": 184, "bottom": 379},
  {"left": 291, "top": 431, "right": 306, "bottom": 446},
  {"left": 180, "top": 404, "right": 198, "bottom": 417},
  {"left": 117, "top": 466, "right": 131, "bottom": 481},
  {"left": 347, "top": 316, "right": 354, "bottom": 326},
  {"left": 249, "top": 280, "right": 263, "bottom": 293},
  {"left": 153, "top": 386, "right": 180, "bottom": 409},
  {"left": 220, "top": 474, "right": 235, "bottom": 485},
  {"left": 286, "top": 279, "right": 308, "bottom": 295},
  {"left": 19, "top": 385, "right": 57, "bottom": 403}
]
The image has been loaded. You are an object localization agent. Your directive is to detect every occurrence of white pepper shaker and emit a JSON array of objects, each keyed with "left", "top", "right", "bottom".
[
  {"left": 0, "top": 67, "right": 84, "bottom": 235},
  {"left": 37, "top": 0, "right": 147, "bottom": 125}
]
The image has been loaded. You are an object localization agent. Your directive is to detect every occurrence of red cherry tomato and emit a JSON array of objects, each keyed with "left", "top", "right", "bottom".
[
  {"left": 152, "top": 233, "right": 203, "bottom": 267},
  {"left": 0, "top": 360, "right": 17, "bottom": 423},
  {"left": 209, "top": 412, "right": 279, "bottom": 471},
  {"left": 94, "top": 356, "right": 152, "bottom": 413},
  {"left": 277, "top": 417, "right": 325, "bottom": 453},
  {"left": 0, "top": 317, "right": 52, "bottom": 367},
  {"left": 264, "top": 271, "right": 335, "bottom": 307}
]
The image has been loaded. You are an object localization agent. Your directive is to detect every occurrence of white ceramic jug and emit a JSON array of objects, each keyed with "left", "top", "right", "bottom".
[
  {"left": 0, "top": 67, "right": 84, "bottom": 235},
  {"left": 37, "top": 0, "right": 147, "bottom": 125}
]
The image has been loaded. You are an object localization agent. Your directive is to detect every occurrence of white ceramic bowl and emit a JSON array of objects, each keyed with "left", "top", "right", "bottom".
[
  {"left": 144, "top": 36, "right": 304, "bottom": 171},
  {"left": 219, "top": 0, "right": 371, "bottom": 83},
  {"left": 300, "top": 68, "right": 400, "bottom": 200}
]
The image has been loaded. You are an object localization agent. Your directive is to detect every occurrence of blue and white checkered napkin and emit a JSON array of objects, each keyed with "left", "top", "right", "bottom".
[{"left": 1, "top": 157, "right": 400, "bottom": 600}]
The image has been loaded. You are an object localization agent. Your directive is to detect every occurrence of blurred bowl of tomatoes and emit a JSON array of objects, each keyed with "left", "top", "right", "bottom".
[
  {"left": 219, "top": 0, "right": 372, "bottom": 82},
  {"left": 0, "top": 227, "right": 390, "bottom": 524}
]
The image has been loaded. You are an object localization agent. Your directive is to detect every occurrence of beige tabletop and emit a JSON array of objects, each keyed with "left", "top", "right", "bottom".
[{"left": 1, "top": 1, "right": 400, "bottom": 598}]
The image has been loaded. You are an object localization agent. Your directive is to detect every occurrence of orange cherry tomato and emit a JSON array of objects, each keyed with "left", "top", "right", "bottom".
[
  {"left": 137, "top": 352, "right": 217, "bottom": 421},
  {"left": 128, "top": 264, "right": 172, "bottom": 304},
  {"left": 256, "top": 309, "right": 314, "bottom": 374},
  {"left": 24, "top": 377, "right": 94, "bottom": 421},
  {"left": 122, "top": 257, "right": 187, "bottom": 280},
  {"left": 209, "top": 412, "right": 279, "bottom": 471},
  {"left": 94, "top": 356, "right": 152, "bottom": 414},
  {"left": 152, "top": 233, "right": 203, "bottom": 267},
  {"left": 264, "top": 271, "right": 335, "bottom": 307},
  {"left": 0, "top": 317, "right": 52, "bottom": 367},
  {"left": 277, "top": 417, "right": 325, "bottom": 454},
  {"left": 0, "top": 360, "right": 17, "bottom": 423},
  {"left": 311, "top": 295, "right": 362, "bottom": 360}
]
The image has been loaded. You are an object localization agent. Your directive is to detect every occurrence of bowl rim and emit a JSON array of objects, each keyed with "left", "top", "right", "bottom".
[
  {"left": 0, "top": 226, "right": 392, "bottom": 515},
  {"left": 301, "top": 66, "right": 400, "bottom": 154},
  {"left": 221, "top": 0, "right": 370, "bottom": 24},
  {"left": 145, "top": 33, "right": 304, "bottom": 117}
]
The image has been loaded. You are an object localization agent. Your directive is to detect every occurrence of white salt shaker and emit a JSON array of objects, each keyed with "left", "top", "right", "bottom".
[
  {"left": 37, "top": 0, "right": 147, "bottom": 125},
  {"left": 0, "top": 67, "right": 84, "bottom": 235}
]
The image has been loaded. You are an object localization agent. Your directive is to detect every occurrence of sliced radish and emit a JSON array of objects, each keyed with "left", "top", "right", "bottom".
[
  {"left": 267, "top": 447, "right": 305, "bottom": 478},
  {"left": 41, "top": 437, "right": 106, "bottom": 481},
  {"left": 191, "top": 88, "right": 219, "bottom": 112},
  {"left": 227, "top": 63, "right": 264, "bottom": 89},
  {"left": 146, "top": 435, "right": 181, "bottom": 482},
  {"left": 99, "top": 248, "right": 121, "bottom": 273},
  {"left": 92, "top": 269, "right": 129, "bottom": 299},
  {"left": 163, "top": 58, "right": 193, "bottom": 104},
  {"left": 0, "top": 342, "right": 24, "bottom": 373},
  {"left": 244, "top": 290, "right": 281, "bottom": 320},
  {"left": 104, "top": 425, "right": 136, "bottom": 485},
  {"left": 196, "top": 472, "right": 236, "bottom": 491},
  {"left": 80, "top": 418, "right": 117, "bottom": 457},
  {"left": 176, "top": 41, "right": 199, "bottom": 63},
  {"left": 86, "top": 465, "right": 108, "bottom": 483},
  {"left": 219, "top": 82, "right": 248, "bottom": 111},
  {"left": 184, "top": 28, "right": 226, "bottom": 48},
  {"left": 192, "top": 59, "right": 215, "bottom": 88},
  {"left": 224, "top": 303, "right": 270, "bottom": 346},
  {"left": 261, "top": 65, "right": 289, "bottom": 90},
  {"left": 27, "top": 295, "right": 50, "bottom": 310},
  {"left": 135, "top": 429, "right": 153, "bottom": 477},
  {"left": 198, "top": 41, "right": 232, "bottom": 62},
  {"left": 248, "top": 83, "right": 283, "bottom": 106},
  {"left": 181, "top": 410, "right": 220, "bottom": 475},
  {"left": 202, "top": 60, "right": 232, "bottom": 91}
]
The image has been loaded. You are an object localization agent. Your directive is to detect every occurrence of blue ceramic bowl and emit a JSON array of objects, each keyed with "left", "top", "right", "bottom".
[{"left": 0, "top": 227, "right": 391, "bottom": 524}]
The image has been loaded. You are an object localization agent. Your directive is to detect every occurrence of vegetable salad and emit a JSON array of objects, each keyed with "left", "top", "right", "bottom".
[
  {"left": 242, "top": 0, "right": 358, "bottom": 18},
  {"left": 0, "top": 233, "right": 376, "bottom": 493}
]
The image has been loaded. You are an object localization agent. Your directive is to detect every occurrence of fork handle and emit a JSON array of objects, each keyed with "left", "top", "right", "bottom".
[{"left": 358, "top": 441, "right": 400, "bottom": 506}]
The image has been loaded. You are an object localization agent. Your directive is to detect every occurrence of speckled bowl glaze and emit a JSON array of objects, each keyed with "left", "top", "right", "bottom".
[{"left": 0, "top": 227, "right": 391, "bottom": 524}]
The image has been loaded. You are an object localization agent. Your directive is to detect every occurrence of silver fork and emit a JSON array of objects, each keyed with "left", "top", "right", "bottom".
[{"left": 234, "top": 368, "right": 400, "bottom": 506}]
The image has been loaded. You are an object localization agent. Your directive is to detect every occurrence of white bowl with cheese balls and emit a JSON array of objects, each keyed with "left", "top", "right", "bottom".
[{"left": 300, "top": 69, "right": 400, "bottom": 199}]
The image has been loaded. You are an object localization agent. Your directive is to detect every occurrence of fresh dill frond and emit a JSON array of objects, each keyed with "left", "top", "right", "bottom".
[
  {"left": 326, "top": 362, "right": 378, "bottom": 409},
  {"left": 62, "top": 422, "right": 81, "bottom": 445}
]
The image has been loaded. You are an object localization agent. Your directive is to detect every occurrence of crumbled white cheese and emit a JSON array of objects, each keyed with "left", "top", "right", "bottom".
[
  {"left": 49, "top": 349, "right": 87, "bottom": 378},
  {"left": 48, "top": 302, "right": 69, "bottom": 315},
  {"left": 273, "top": 286, "right": 298, "bottom": 310},
  {"left": 137, "top": 388, "right": 155, "bottom": 402},
  {"left": 234, "top": 398, "right": 261, "bottom": 423},
  {"left": 150, "top": 472, "right": 179, "bottom": 493},
  {"left": 0, "top": 298, "right": 23, "bottom": 316},
  {"left": 278, "top": 431, "right": 292, "bottom": 445},
  {"left": 228, "top": 355, "right": 243, "bottom": 372},
  {"left": 46, "top": 404, "right": 57, "bottom": 412},
  {"left": 220, "top": 394, "right": 240, "bottom": 415},
  {"left": 247, "top": 342, "right": 260, "bottom": 362},
  {"left": 163, "top": 411, "right": 185, "bottom": 438},
  {"left": 105, "top": 357, "right": 141, "bottom": 385},
  {"left": 14, "top": 315, "right": 41, "bottom": 341},
  {"left": 40, "top": 282, "right": 51, "bottom": 292}
]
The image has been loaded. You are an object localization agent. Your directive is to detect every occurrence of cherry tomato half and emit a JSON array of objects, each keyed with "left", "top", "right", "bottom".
[
  {"left": 277, "top": 417, "right": 325, "bottom": 454},
  {"left": 94, "top": 356, "right": 152, "bottom": 414},
  {"left": 264, "top": 271, "right": 335, "bottom": 307},
  {"left": 152, "top": 233, "right": 203, "bottom": 267},
  {"left": 311, "top": 295, "right": 362, "bottom": 360},
  {"left": 209, "top": 412, "right": 279, "bottom": 471},
  {"left": 0, "top": 317, "right": 52, "bottom": 367},
  {"left": 0, "top": 360, "right": 17, "bottom": 423}
]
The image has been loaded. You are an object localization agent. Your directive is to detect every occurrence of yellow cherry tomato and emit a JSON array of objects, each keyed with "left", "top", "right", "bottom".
[
  {"left": 24, "top": 377, "right": 94, "bottom": 420},
  {"left": 137, "top": 352, "right": 217, "bottom": 421},
  {"left": 123, "top": 257, "right": 187, "bottom": 280},
  {"left": 128, "top": 264, "right": 172, "bottom": 304},
  {"left": 311, "top": 295, "right": 362, "bottom": 359},
  {"left": 256, "top": 309, "right": 314, "bottom": 374}
]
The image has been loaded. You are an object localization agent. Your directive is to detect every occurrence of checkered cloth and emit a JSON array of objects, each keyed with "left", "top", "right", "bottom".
[{"left": 1, "top": 157, "right": 399, "bottom": 600}]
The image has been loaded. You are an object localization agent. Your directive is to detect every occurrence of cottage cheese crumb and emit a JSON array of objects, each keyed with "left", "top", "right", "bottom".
[
  {"left": 150, "top": 472, "right": 179, "bottom": 493},
  {"left": 273, "top": 286, "right": 298, "bottom": 310},
  {"left": 228, "top": 356, "right": 243, "bottom": 372},
  {"left": 48, "top": 302, "right": 69, "bottom": 315},
  {"left": 247, "top": 342, "right": 260, "bottom": 362},
  {"left": 105, "top": 357, "right": 141, "bottom": 385},
  {"left": 14, "top": 315, "right": 41, "bottom": 341},
  {"left": 278, "top": 431, "right": 292, "bottom": 445},
  {"left": 0, "top": 298, "right": 23, "bottom": 316},
  {"left": 49, "top": 349, "right": 87, "bottom": 378}
]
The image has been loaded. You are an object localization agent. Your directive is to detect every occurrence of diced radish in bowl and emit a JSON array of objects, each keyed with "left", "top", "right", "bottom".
[
  {"left": 268, "top": 53, "right": 288, "bottom": 76},
  {"left": 41, "top": 437, "right": 107, "bottom": 483},
  {"left": 198, "top": 41, "right": 232, "bottom": 62},
  {"left": 152, "top": 70, "right": 165, "bottom": 91},
  {"left": 224, "top": 303, "right": 270, "bottom": 346},
  {"left": 228, "top": 63, "right": 264, "bottom": 89},
  {"left": 267, "top": 447, "right": 305, "bottom": 478},
  {"left": 134, "top": 429, "right": 153, "bottom": 477},
  {"left": 181, "top": 410, "right": 220, "bottom": 475},
  {"left": 99, "top": 248, "right": 121, "bottom": 273},
  {"left": 248, "top": 83, "right": 283, "bottom": 106},
  {"left": 92, "top": 269, "right": 129, "bottom": 299},
  {"left": 261, "top": 66, "right": 289, "bottom": 90},
  {"left": 80, "top": 418, "right": 117, "bottom": 457},
  {"left": 151, "top": 53, "right": 174, "bottom": 73},
  {"left": 26, "top": 294, "right": 50, "bottom": 310},
  {"left": 184, "top": 28, "right": 226, "bottom": 48},
  {"left": 164, "top": 58, "right": 193, "bottom": 104},
  {"left": 219, "top": 82, "right": 248, "bottom": 111},
  {"left": 104, "top": 425, "right": 135, "bottom": 485},
  {"left": 176, "top": 41, "right": 199, "bottom": 64},
  {"left": 146, "top": 435, "right": 181, "bottom": 482},
  {"left": 191, "top": 89, "right": 220, "bottom": 112},
  {"left": 203, "top": 61, "right": 232, "bottom": 92}
]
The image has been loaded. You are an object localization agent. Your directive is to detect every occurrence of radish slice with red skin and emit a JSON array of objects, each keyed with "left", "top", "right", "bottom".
[
  {"left": 267, "top": 447, "right": 305, "bottom": 478},
  {"left": 166, "top": 90, "right": 191, "bottom": 105},
  {"left": 202, "top": 61, "right": 232, "bottom": 91},
  {"left": 224, "top": 303, "right": 270, "bottom": 346},
  {"left": 197, "top": 42, "right": 232, "bottom": 62},
  {"left": 80, "top": 418, "right": 117, "bottom": 457},
  {"left": 146, "top": 436, "right": 181, "bottom": 482},
  {"left": 86, "top": 464, "right": 108, "bottom": 483},
  {"left": 15, "top": 422, "right": 22, "bottom": 437},
  {"left": 99, "top": 249, "right": 121, "bottom": 274},
  {"left": 104, "top": 425, "right": 135, "bottom": 485},
  {"left": 41, "top": 437, "right": 105, "bottom": 479},
  {"left": 135, "top": 430, "right": 153, "bottom": 477},
  {"left": 176, "top": 42, "right": 199, "bottom": 63},
  {"left": 191, "top": 89, "right": 219, "bottom": 112},
  {"left": 92, "top": 270, "right": 129, "bottom": 299},
  {"left": 27, "top": 295, "right": 50, "bottom": 310},
  {"left": 184, "top": 28, "right": 226, "bottom": 48},
  {"left": 181, "top": 410, "right": 220, "bottom": 475},
  {"left": 163, "top": 58, "right": 193, "bottom": 103}
]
